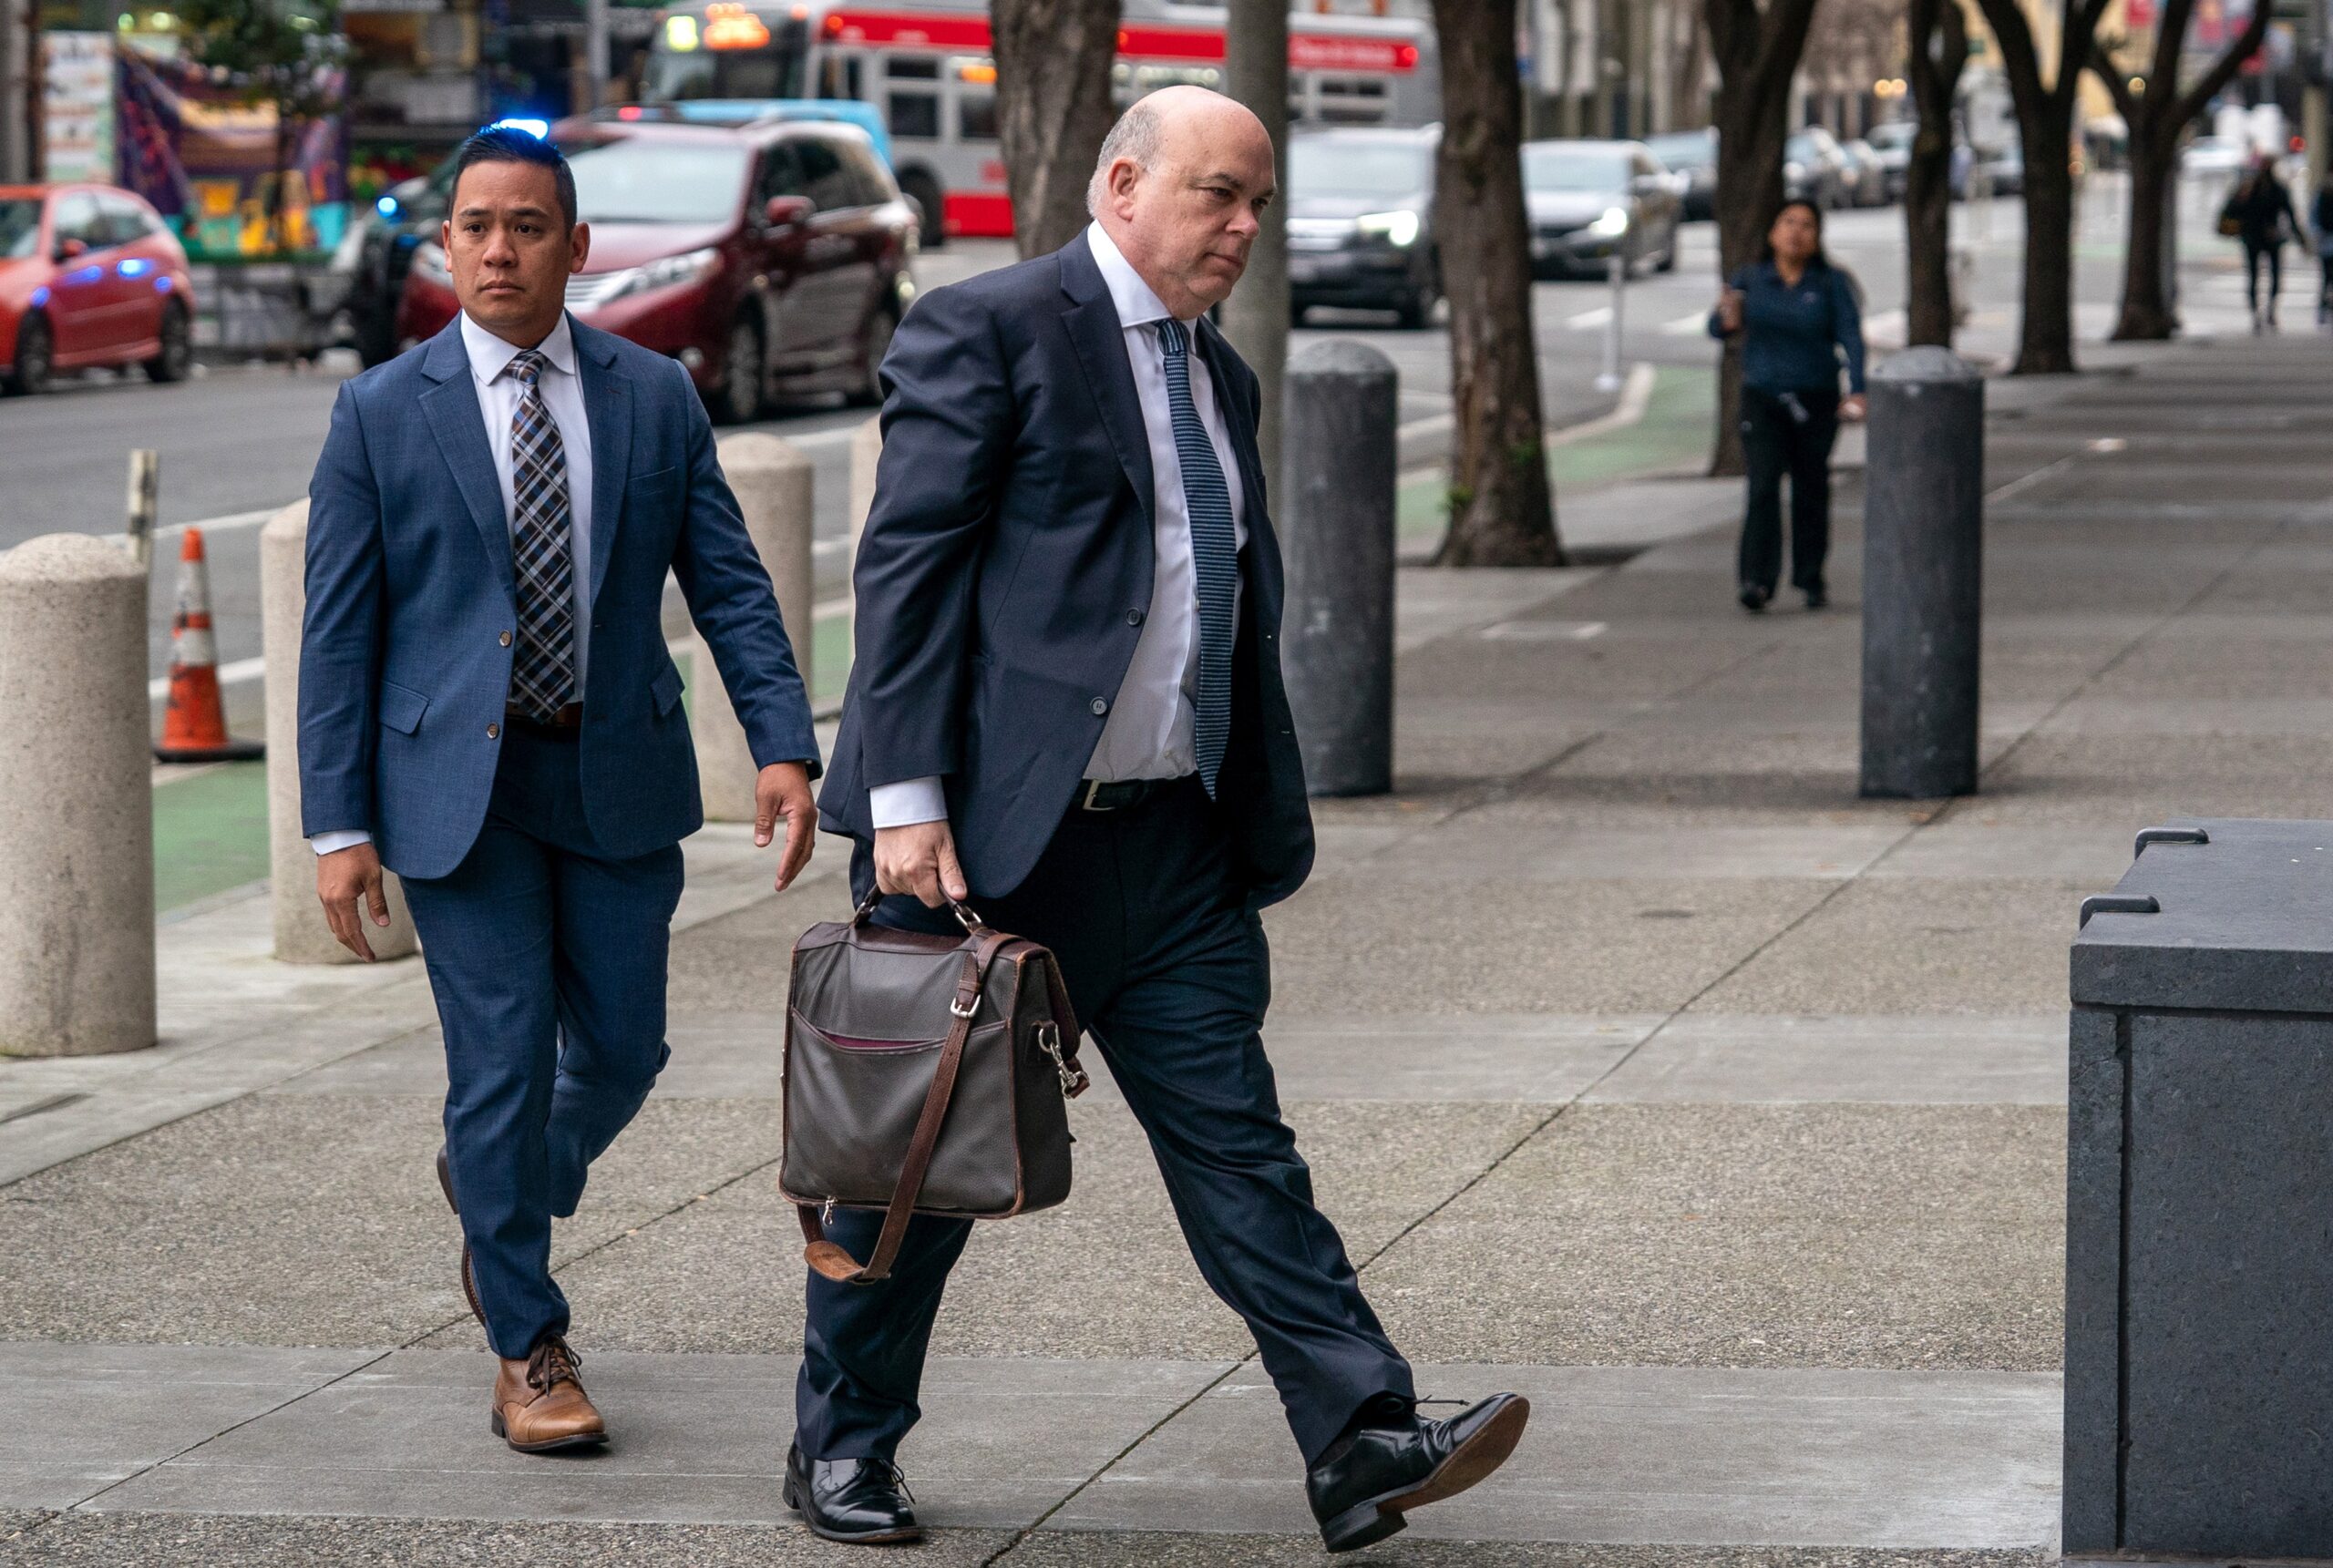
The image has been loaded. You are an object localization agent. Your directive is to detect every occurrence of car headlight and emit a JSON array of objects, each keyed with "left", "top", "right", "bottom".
[
  {"left": 598, "top": 246, "right": 724, "bottom": 302},
  {"left": 410, "top": 240, "right": 451, "bottom": 288},
  {"left": 1356, "top": 210, "right": 1420, "bottom": 248},
  {"left": 1588, "top": 206, "right": 1629, "bottom": 238}
]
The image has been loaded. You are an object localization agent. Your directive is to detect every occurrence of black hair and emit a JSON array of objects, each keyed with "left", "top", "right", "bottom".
[
  {"left": 1758, "top": 198, "right": 1831, "bottom": 271},
  {"left": 450, "top": 125, "right": 578, "bottom": 231}
]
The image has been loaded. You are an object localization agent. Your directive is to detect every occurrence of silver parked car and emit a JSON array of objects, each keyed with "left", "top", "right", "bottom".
[
  {"left": 1521, "top": 138, "right": 1682, "bottom": 279},
  {"left": 1285, "top": 126, "right": 1443, "bottom": 329}
]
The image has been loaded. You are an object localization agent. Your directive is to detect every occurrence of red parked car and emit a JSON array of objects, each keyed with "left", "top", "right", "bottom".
[
  {"left": 0, "top": 182, "right": 196, "bottom": 395},
  {"left": 396, "top": 117, "right": 917, "bottom": 421}
]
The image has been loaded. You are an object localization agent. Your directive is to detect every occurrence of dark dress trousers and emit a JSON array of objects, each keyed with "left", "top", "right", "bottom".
[
  {"left": 807, "top": 234, "right": 1413, "bottom": 1468},
  {"left": 301, "top": 316, "right": 819, "bottom": 1358}
]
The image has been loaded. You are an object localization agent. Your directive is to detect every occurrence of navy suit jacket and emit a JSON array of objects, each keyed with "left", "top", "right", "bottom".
[
  {"left": 299, "top": 313, "right": 820, "bottom": 881},
  {"left": 818, "top": 234, "right": 1314, "bottom": 907}
]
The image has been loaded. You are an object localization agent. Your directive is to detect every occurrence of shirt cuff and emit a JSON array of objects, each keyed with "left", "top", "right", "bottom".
[
  {"left": 868, "top": 778, "right": 948, "bottom": 829},
  {"left": 309, "top": 829, "right": 374, "bottom": 856}
]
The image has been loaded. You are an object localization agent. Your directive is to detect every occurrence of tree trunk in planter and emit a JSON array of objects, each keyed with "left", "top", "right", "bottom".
[
  {"left": 1974, "top": 0, "right": 2111, "bottom": 374},
  {"left": 992, "top": 0, "right": 1123, "bottom": 260},
  {"left": 1905, "top": 0, "right": 1966, "bottom": 347},
  {"left": 2096, "top": 0, "right": 2271, "bottom": 341},
  {"left": 1430, "top": 0, "right": 1560, "bottom": 568},
  {"left": 1703, "top": 0, "right": 1822, "bottom": 477}
]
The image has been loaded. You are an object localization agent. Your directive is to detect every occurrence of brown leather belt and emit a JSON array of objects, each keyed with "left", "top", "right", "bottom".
[{"left": 506, "top": 701, "right": 582, "bottom": 737}]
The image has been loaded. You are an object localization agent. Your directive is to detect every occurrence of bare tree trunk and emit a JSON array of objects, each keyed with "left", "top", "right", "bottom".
[
  {"left": 2113, "top": 150, "right": 2178, "bottom": 338},
  {"left": 1430, "top": 0, "right": 1561, "bottom": 568},
  {"left": 1703, "top": 0, "right": 1818, "bottom": 477},
  {"left": 1222, "top": 0, "right": 1289, "bottom": 499},
  {"left": 1905, "top": 0, "right": 1966, "bottom": 346},
  {"left": 991, "top": 0, "right": 1123, "bottom": 260}
]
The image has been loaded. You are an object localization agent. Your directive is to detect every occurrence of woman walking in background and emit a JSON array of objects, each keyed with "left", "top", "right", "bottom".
[
  {"left": 1710, "top": 200, "right": 1866, "bottom": 613},
  {"left": 2312, "top": 170, "right": 2333, "bottom": 326},
  {"left": 2222, "top": 153, "right": 2300, "bottom": 331}
]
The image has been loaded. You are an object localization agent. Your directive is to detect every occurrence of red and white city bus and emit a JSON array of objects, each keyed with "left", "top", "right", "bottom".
[{"left": 635, "top": 0, "right": 1439, "bottom": 243}]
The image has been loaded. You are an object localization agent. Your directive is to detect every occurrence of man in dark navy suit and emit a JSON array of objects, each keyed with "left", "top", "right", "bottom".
[
  {"left": 804, "top": 87, "right": 1526, "bottom": 1553},
  {"left": 301, "top": 127, "right": 820, "bottom": 1452}
]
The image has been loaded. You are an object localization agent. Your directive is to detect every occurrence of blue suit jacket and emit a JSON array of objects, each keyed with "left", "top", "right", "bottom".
[
  {"left": 299, "top": 313, "right": 820, "bottom": 881},
  {"left": 817, "top": 234, "right": 1313, "bottom": 907}
]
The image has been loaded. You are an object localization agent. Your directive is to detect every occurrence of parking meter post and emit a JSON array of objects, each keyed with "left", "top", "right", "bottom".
[
  {"left": 1859, "top": 347, "right": 1984, "bottom": 799},
  {"left": 0, "top": 535, "right": 154, "bottom": 1055},
  {"left": 125, "top": 448, "right": 159, "bottom": 568},
  {"left": 1280, "top": 340, "right": 1396, "bottom": 797},
  {"left": 692, "top": 432, "right": 814, "bottom": 821}
]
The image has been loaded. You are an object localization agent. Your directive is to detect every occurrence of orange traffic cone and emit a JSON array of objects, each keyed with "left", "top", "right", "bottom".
[{"left": 156, "top": 527, "right": 263, "bottom": 763}]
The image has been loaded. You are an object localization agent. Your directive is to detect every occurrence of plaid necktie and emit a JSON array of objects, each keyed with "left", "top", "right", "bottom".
[
  {"left": 1155, "top": 317, "right": 1238, "bottom": 797},
  {"left": 504, "top": 349, "right": 576, "bottom": 722}
]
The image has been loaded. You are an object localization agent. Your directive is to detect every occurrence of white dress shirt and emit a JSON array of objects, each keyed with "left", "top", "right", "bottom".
[
  {"left": 310, "top": 311, "right": 596, "bottom": 856},
  {"left": 868, "top": 222, "right": 1249, "bottom": 830}
]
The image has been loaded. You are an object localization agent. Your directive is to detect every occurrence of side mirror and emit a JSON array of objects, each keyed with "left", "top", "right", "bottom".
[
  {"left": 55, "top": 237, "right": 87, "bottom": 261},
  {"left": 763, "top": 195, "right": 814, "bottom": 230}
]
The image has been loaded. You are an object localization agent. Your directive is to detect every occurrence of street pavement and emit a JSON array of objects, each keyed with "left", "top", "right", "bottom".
[{"left": 6, "top": 241, "right": 2331, "bottom": 1561}]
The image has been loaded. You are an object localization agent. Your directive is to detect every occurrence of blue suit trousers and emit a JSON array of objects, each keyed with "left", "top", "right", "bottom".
[
  {"left": 401, "top": 723, "right": 684, "bottom": 1358},
  {"left": 797, "top": 780, "right": 1413, "bottom": 1466}
]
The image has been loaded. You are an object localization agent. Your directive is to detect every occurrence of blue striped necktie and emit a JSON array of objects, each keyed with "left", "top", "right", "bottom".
[
  {"left": 504, "top": 348, "right": 577, "bottom": 722},
  {"left": 1155, "top": 317, "right": 1237, "bottom": 797}
]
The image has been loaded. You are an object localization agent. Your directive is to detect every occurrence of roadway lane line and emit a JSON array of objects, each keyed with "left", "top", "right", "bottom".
[
  {"left": 1567, "top": 306, "right": 1613, "bottom": 330},
  {"left": 1396, "top": 361, "right": 1658, "bottom": 487},
  {"left": 1660, "top": 312, "right": 1711, "bottom": 335}
]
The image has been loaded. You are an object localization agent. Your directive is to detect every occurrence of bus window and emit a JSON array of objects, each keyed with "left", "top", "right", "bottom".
[
  {"left": 958, "top": 90, "right": 997, "bottom": 141},
  {"left": 817, "top": 54, "right": 861, "bottom": 99},
  {"left": 890, "top": 91, "right": 939, "bottom": 139},
  {"left": 638, "top": 20, "right": 807, "bottom": 101},
  {"left": 1315, "top": 76, "right": 1389, "bottom": 126}
]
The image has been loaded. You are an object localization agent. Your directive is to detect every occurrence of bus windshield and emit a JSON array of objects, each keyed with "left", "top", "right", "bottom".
[{"left": 640, "top": 34, "right": 807, "bottom": 100}]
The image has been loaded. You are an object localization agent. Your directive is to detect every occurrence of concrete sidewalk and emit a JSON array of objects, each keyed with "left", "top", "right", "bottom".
[{"left": 8, "top": 327, "right": 2333, "bottom": 1566}]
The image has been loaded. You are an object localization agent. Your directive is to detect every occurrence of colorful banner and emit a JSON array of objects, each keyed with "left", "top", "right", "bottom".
[
  {"left": 41, "top": 33, "right": 116, "bottom": 182},
  {"left": 115, "top": 46, "right": 350, "bottom": 259}
]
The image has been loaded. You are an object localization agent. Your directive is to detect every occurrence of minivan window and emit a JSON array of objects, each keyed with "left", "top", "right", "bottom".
[
  {"left": 568, "top": 140, "right": 751, "bottom": 223},
  {"left": 1289, "top": 138, "right": 1431, "bottom": 200},
  {"left": 1522, "top": 146, "right": 1629, "bottom": 191}
]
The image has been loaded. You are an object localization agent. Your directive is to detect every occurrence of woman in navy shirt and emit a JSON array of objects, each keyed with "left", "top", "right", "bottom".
[{"left": 1710, "top": 200, "right": 1865, "bottom": 610}]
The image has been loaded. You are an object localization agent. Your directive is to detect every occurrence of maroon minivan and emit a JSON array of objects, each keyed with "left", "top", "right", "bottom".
[{"left": 397, "top": 117, "right": 917, "bottom": 421}]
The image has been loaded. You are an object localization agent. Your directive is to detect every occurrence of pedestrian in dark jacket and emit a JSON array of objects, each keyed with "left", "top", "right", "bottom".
[
  {"left": 1709, "top": 199, "right": 1865, "bottom": 612},
  {"left": 2311, "top": 174, "right": 2333, "bottom": 327},
  {"left": 2224, "top": 156, "right": 2300, "bottom": 331}
]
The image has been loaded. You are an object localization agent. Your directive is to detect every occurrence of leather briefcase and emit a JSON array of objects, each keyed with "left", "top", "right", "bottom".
[{"left": 780, "top": 892, "right": 1089, "bottom": 1285}]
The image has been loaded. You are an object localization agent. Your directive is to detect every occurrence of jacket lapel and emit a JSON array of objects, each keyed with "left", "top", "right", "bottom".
[
  {"left": 1057, "top": 234, "right": 1156, "bottom": 528},
  {"left": 572, "top": 319, "right": 632, "bottom": 608},
  {"left": 416, "top": 319, "right": 514, "bottom": 594}
]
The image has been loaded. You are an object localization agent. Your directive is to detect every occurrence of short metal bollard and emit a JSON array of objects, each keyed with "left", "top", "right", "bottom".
[
  {"left": 260, "top": 502, "right": 418, "bottom": 965},
  {"left": 1859, "top": 346, "right": 1983, "bottom": 799},
  {"left": 2067, "top": 818, "right": 2333, "bottom": 1558},
  {"left": 0, "top": 535, "right": 154, "bottom": 1055},
  {"left": 692, "top": 432, "right": 814, "bottom": 822},
  {"left": 1280, "top": 340, "right": 1397, "bottom": 797}
]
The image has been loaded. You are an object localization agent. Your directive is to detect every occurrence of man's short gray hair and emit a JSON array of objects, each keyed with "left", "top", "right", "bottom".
[{"left": 1087, "top": 98, "right": 1166, "bottom": 216}]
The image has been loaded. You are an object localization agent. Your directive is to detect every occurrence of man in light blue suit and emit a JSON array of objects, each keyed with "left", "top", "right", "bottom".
[{"left": 298, "top": 126, "right": 819, "bottom": 1452}]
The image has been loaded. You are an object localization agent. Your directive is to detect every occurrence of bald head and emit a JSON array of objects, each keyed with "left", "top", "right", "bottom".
[{"left": 1088, "top": 87, "right": 1276, "bottom": 319}]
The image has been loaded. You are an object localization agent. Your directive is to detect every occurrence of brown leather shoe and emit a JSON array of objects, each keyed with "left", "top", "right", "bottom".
[
  {"left": 437, "top": 1145, "right": 485, "bottom": 1328},
  {"left": 491, "top": 1335, "right": 608, "bottom": 1453}
]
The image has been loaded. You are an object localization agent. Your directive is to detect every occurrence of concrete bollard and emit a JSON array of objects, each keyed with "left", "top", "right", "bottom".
[
  {"left": 260, "top": 503, "right": 417, "bottom": 964},
  {"left": 693, "top": 432, "right": 814, "bottom": 820},
  {"left": 0, "top": 535, "right": 154, "bottom": 1055},
  {"left": 1859, "top": 346, "right": 1984, "bottom": 799},
  {"left": 1280, "top": 340, "right": 1398, "bottom": 797}
]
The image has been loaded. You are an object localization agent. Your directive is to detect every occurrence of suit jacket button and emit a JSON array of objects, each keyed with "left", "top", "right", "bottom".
[
  {"left": 1125, "top": 608, "right": 1145, "bottom": 626},
  {"left": 488, "top": 723, "right": 501, "bottom": 739},
  {"left": 498, "top": 630, "right": 512, "bottom": 647},
  {"left": 1089, "top": 698, "right": 1108, "bottom": 716}
]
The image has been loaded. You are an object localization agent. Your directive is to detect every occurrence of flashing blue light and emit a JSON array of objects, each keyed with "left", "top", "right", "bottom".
[
  {"left": 28, "top": 285, "right": 47, "bottom": 308},
  {"left": 375, "top": 194, "right": 400, "bottom": 217},
  {"left": 155, "top": 274, "right": 172, "bottom": 292},
  {"left": 117, "top": 257, "right": 151, "bottom": 278},
  {"left": 489, "top": 118, "right": 550, "bottom": 139}
]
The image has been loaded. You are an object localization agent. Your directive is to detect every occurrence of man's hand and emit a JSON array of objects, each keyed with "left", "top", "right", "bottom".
[
  {"left": 1840, "top": 392, "right": 1869, "bottom": 423},
  {"left": 1715, "top": 287, "right": 1744, "bottom": 334},
  {"left": 873, "top": 820, "right": 968, "bottom": 909},
  {"left": 755, "top": 762, "right": 818, "bottom": 893},
  {"left": 316, "top": 842, "right": 391, "bottom": 962}
]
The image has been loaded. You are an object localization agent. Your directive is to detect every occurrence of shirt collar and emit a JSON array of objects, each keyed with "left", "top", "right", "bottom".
[
  {"left": 460, "top": 309, "right": 578, "bottom": 385},
  {"left": 1084, "top": 221, "right": 1187, "bottom": 333}
]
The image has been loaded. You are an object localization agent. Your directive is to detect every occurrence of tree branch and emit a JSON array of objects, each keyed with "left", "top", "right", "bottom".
[
  {"left": 2174, "top": 3, "right": 2274, "bottom": 128},
  {"left": 2086, "top": 37, "right": 2139, "bottom": 126},
  {"left": 1748, "top": 0, "right": 1824, "bottom": 104}
]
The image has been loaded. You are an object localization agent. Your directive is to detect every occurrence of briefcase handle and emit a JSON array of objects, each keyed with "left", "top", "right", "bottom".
[{"left": 850, "top": 886, "right": 987, "bottom": 935}]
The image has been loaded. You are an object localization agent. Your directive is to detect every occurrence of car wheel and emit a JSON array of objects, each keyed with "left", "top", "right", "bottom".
[
  {"left": 707, "top": 314, "right": 765, "bottom": 424},
  {"left": 899, "top": 171, "right": 946, "bottom": 251},
  {"left": 848, "top": 306, "right": 896, "bottom": 408},
  {"left": 1655, "top": 231, "right": 1679, "bottom": 272},
  {"left": 144, "top": 301, "right": 192, "bottom": 383},
  {"left": 4, "top": 313, "right": 51, "bottom": 395},
  {"left": 1394, "top": 263, "right": 1440, "bottom": 330}
]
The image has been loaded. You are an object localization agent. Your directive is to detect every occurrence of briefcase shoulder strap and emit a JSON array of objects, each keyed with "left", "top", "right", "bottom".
[{"left": 798, "top": 927, "right": 1016, "bottom": 1285}]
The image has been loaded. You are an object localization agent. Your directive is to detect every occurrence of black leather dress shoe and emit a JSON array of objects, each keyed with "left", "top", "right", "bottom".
[
  {"left": 1306, "top": 1392, "right": 1531, "bottom": 1553},
  {"left": 436, "top": 1145, "right": 484, "bottom": 1328},
  {"left": 784, "top": 1442, "right": 924, "bottom": 1544}
]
